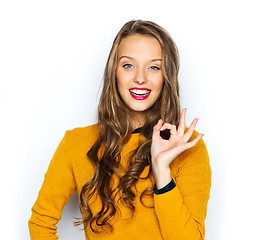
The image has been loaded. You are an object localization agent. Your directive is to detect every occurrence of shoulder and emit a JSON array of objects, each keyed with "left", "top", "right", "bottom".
[
  {"left": 66, "top": 123, "right": 99, "bottom": 136},
  {"left": 63, "top": 123, "right": 99, "bottom": 147}
]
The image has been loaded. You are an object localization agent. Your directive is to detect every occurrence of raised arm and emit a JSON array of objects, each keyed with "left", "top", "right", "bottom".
[{"left": 151, "top": 109, "right": 211, "bottom": 239}]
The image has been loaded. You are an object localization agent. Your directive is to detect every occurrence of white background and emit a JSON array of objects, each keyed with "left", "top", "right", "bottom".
[{"left": 1, "top": 0, "right": 265, "bottom": 239}]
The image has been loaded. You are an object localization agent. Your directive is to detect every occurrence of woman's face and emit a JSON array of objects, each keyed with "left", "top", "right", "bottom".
[{"left": 116, "top": 34, "right": 164, "bottom": 123}]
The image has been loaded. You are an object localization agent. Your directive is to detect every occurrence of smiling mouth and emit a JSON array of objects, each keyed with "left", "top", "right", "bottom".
[{"left": 129, "top": 89, "right": 151, "bottom": 96}]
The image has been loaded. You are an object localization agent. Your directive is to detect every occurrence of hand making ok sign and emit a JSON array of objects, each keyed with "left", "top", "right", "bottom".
[{"left": 151, "top": 108, "right": 204, "bottom": 189}]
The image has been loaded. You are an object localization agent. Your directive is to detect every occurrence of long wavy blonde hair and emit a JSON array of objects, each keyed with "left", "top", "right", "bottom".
[{"left": 78, "top": 20, "right": 181, "bottom": 233}]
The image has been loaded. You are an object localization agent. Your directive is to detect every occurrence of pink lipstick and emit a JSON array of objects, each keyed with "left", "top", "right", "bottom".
[{"left": 129, "top": 88, "right": 151, "bottom": 100}]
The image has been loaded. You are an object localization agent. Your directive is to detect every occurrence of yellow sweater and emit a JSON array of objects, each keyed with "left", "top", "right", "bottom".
[{"left": 28, "top": 124, "right": 211, "bottom": 240}]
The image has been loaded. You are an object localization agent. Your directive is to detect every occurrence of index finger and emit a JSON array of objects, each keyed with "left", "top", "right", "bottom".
[{"left": 152, "top": 119, "right": 163, "bottom": 138}]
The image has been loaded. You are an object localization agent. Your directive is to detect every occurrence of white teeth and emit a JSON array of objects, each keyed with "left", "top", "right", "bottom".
[{"left": 130, "top": 89, "right": 151, "bottom": 95}]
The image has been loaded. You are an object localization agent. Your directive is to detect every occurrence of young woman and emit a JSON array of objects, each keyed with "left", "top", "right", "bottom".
[{"left": 29, "top": 20, "right": 211, "bottom": 240}]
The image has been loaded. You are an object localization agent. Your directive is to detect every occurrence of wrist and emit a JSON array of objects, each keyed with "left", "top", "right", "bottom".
[{"left": 152, "top": 163, "right": 172, "bottom": 190}]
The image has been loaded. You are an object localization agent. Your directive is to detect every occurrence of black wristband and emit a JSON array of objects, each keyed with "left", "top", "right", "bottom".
[{"left": 153, "top": 178, "right": 176, "bottom": 195}]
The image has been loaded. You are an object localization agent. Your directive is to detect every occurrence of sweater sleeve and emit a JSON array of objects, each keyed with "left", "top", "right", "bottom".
[
  {"left": 153, "top": 136, "right": 211, "bottom": 240},
  {"left": 28, "top": 131, "right": 76, "bottom": 239}
]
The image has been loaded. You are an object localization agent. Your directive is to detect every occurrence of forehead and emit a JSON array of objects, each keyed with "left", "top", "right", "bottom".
[{"left": 117, "top": 34, "right": 162, "bottom": 58}]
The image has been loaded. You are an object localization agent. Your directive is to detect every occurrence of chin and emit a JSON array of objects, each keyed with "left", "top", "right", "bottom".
[{"left": 130, "top": 105, "right": 152, "bottom": 112}]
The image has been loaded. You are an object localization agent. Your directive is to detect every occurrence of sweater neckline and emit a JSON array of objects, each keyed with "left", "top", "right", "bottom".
[
  {"left": 132, "top": 127, "right": 143, "bottom": 134},
  {"left": 132, "top": 126, "right": 150, "bottom": 139}
]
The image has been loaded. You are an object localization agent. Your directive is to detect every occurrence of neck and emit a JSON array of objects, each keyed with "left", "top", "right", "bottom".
[{"left": 131, "top": 115, "right": 145, "bottom": 129}]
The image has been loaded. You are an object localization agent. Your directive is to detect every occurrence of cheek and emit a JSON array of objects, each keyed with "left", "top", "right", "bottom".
[
  {"left": 116, "top": 69, "right": 132, "bottom": 90},
  {"left": 116, "top": 68, "right": 125, "bottom": 85},
  {"left": 155, "top": 75, "right": 164, "bottom": 91}
]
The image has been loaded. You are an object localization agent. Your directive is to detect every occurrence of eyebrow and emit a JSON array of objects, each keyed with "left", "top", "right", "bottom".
[
  {"left": 119, "top": 56, "right": 162, "bottom": 62},
  {"left": 119, "top": 56, "right": 133, "bottom": 61}
]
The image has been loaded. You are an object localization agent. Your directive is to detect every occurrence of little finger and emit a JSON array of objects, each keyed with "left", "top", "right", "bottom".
[
  {"left": 183, "top": 118, "right": 199, "bottom": 142},
  {"left": 184, "top": 133, "right": 204, "bottom": 150}
]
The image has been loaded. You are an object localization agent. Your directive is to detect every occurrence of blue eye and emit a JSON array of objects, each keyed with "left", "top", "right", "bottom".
[
  {"left": 150, "top": 66, "right": 160, "bottom": 70},
  {"left": 123, "top": 64, "right": 133, "bottom": 69}
]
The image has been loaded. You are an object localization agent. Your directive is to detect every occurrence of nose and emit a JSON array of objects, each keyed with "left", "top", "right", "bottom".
[{"left": 133, "top": 68, "right": 147, "bottom": 84}]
